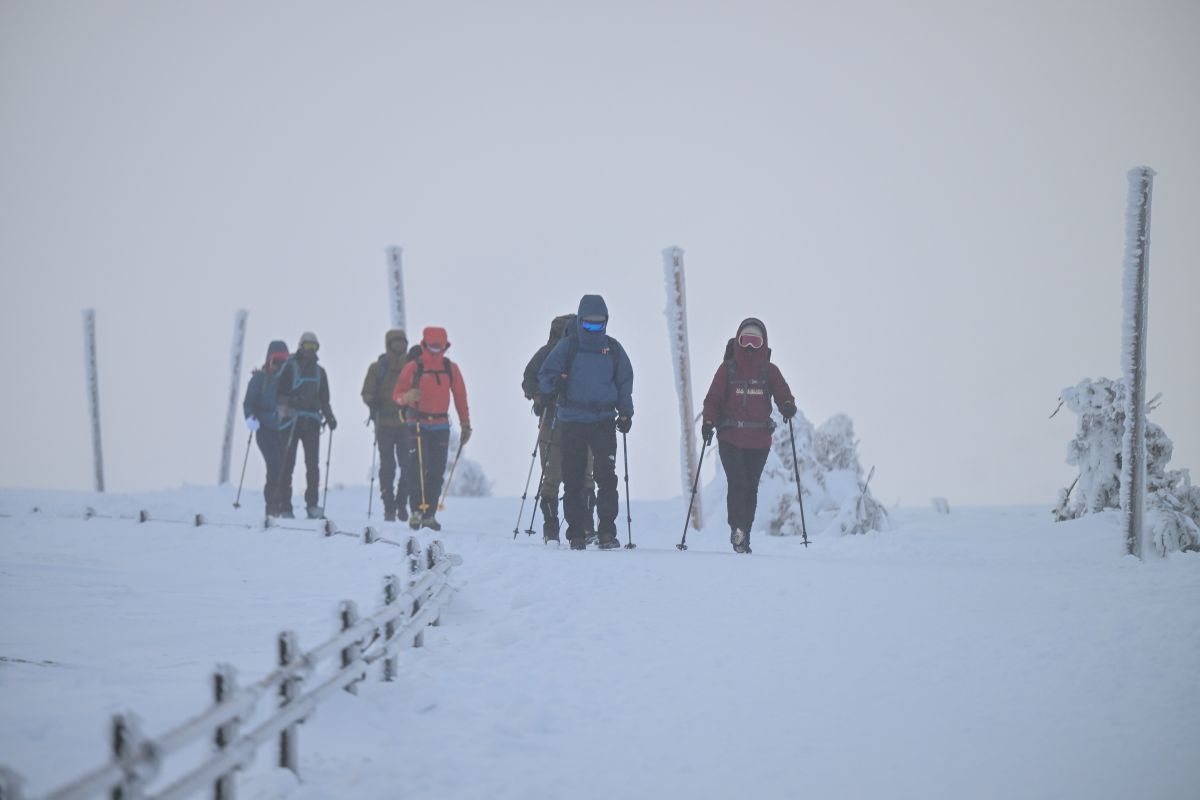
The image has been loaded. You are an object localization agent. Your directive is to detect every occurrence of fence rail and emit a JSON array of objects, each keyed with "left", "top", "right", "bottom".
[{"left": 0, "top": 510, "right": 461, "bottom": 800}]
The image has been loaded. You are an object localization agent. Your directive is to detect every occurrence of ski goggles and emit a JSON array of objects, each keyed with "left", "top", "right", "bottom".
[
  {"left": 580, "top": 318, "right": 607, "bottom": 333},
  {"left": 738, "top": 332, "right": 764, "bottom": 349},
  {"left": 299, "top": 341, "right": 319, "bottom": 352}
]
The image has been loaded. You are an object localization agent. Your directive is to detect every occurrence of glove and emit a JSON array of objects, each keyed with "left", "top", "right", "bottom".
[
  {"left": 398, "top": 388, "right": 421, "bottom": 406},
  {"left": 246, "top": 415, "right": 260, "bottom": 432},
  {"left": 701, "top": 421, "right": 714, "bottom": 445},
  {"left": 553, "top": 374, "right": 568, "bottom": 394},
  {"left": 532, "top": 397, "right": 545, "bottom": 417},
  {"left": 616, "top": 415, "right": 632, "bottom": 434},
  {"left": 780, "top": 401, "right": 797, "bottom": 420},
  {"left": 460, "top": 425, "right": 472, "bottom": 445},
  {"left": 325, "top": 413, "right": 338, "bottom": 431}
]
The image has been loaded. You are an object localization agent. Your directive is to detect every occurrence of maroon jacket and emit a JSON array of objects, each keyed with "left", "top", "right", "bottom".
[{"left": 701, "top": 321, "right": 795, "bottom": 449}]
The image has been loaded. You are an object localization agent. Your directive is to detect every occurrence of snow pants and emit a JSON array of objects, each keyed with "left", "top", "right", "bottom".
[
  {"left": 376, "top": 424, "right": 409, "bottom": 514},
  {"left": 560, "top": 419, "right": 619, "bottom": 542},
  {"left": 719, "top": 440, "right": 770, "bottom": 533},
  {"left": 282, "top": 417, "right": 322, "bottom": 511},
  {"left": 538, "top": 417, "right": 594, "bottom": 518},
  {"left": 256, "top": 426, "right": 286, "bottom": 514},
  {"left": 406, "top": 425, "right": 449, "bottom": 516}
]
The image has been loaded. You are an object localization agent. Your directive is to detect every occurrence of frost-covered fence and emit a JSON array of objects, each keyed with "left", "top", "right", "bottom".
[
  {"left": 662, "top": 246, "right": 702, "bottom": 529},
  {"left": 218, "top": 310, "right": 248, "bottom": 486},
  {"left": 0, "top": 538, "right": 461, "bottom": 800},
  {"left": 82, "top": 309, "right": 104, "bottom": 493},
  {"left": 386, "top": 246, "right": 406, "bottom": 331},
  {"left": 1120, "top": 166, "right": 1155, "bottom": 558}
]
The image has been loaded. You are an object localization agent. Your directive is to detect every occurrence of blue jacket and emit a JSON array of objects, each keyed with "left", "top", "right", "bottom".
[
  {"left": 538, "top": 294, "right": 634, "bottom": 423},
  {"left": 243, "top": 369, "right": 283, "bottom": 429}
]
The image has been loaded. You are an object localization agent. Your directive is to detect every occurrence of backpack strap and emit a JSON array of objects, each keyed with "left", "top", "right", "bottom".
[
  {"left": 412, "top": 356, "right": 453, "bottom": 389},
  {"left": 373, "top": 353, "right": 389, "bottom": 403}
]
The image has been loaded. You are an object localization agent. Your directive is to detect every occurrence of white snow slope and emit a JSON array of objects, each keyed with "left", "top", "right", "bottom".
[{"left": 2, "top": 486, "right": 1198, "bottom": 800}]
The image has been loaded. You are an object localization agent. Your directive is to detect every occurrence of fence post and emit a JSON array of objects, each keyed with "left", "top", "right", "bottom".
[
  {"left": 383, "top": 575, "right": 401, "bottom": 682},
  {"left": 426, "top": 544, "right": 442, "bottom": 627},
  {"left": 111, "top": 713, "right": 155, "bottom": 799},
  {"left": 339, "top": 601, "right": 362, "bottom": 695},
  {"left": 405, "top": 536, "right": 423, "bottom": 578},
  {"left": 213, "top": 664, "right": 239, "bottom": 800},
  {"left": 277, "top": 631, "right": 300, "bottom": 774}
]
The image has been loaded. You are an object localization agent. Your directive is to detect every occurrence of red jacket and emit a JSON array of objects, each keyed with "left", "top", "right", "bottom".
[
  {"left": 392, "top": 327, "right": 470, "bottom": 429},
  {"left": 701, "top": 323, "right": 794, "bottom": 449}
]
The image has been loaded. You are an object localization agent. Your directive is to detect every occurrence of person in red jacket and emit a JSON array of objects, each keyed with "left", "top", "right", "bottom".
[
  {"left": 701, "top": 318, "right": 797, "bottom": 554},
  {"left": 392, "top": 326, "right": 471, "bottom": 531}
]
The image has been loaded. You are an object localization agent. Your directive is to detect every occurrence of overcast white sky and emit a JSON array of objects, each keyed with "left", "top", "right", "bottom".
[{"left": 2, "top": 0, "right": 1197, "bottom": 508}]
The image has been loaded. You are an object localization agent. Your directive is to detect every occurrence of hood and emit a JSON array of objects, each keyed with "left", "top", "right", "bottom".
[
  {"left": 548, "top": 314, "right": 574, "bottom": 344},
  {"left": 577, "top": 294, "right": 609, "bottom": 321},
  {"left": 264, "top": 340, "right": 289, "bottom": 369},
  {"left": 422, "top": 326, "right": 450, "bottom": 353},
  {"left": 724, "top": 317, "right": 771, "bottom": 367},
  {"left": 385, "top": 328, "right": 408, "bottom": 350}
]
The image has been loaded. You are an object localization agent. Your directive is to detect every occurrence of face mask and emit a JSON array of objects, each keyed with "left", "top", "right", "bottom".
[{"left": 426, "top": 343, "right": 444, "bottom": 354}]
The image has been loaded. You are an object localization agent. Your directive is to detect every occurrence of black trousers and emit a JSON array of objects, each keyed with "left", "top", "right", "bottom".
[
  {"left": 718, "top": 440, "right": 770, "bottom": 533},
  {"left": 406, "top": 426, "right": 449, "bottom": 515},
  {"left": 282, "top": 417, "right": 322, "bottom": 510},
  {"left": 560, "top": 419, "right": 619, "bottom": 540},
  {"left": 256, "top": 427, "right": 286, "bottom": 513},
  {"left": 376, "top": 425, "right": 409, "bottom": 510}
]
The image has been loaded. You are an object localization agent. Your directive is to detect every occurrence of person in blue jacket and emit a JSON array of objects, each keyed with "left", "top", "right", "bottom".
[
  {"left": 242, "top": 340, "right": 289, "bottom": 516},
  {"left": 538, "top": 294, "right": 634, "bottom": 549}
]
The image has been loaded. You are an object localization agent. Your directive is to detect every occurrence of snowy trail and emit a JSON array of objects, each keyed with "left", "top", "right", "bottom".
[{"left": 2, "top": 488, "right": 1198, "bottom": 799}]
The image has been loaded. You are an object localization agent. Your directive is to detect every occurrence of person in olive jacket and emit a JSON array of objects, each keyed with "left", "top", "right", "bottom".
[
  {"left": 701, "top": 318, "right": 796, "bottom": 554},
  {"left": 362, "top": 328, "right": 414, "bottom": 522}
]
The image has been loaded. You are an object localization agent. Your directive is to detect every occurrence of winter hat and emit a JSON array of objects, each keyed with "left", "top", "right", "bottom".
[
  {"left": 738, "top": 321, "right": 764, "bottom": 340},
  {"left": 265, "top": 340, "right": 289, "bottom": 367},
  {"left": 298, "top": 331, "right": 319, "bottom": 351},
  {"left": 422, "top": 326, "right": 449, "bottom": 353},
  {"left": 385, "top": 329, "right": 408, "bottom": 350}
]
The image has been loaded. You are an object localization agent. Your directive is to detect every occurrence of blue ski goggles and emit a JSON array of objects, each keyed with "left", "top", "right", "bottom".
[{"left": 580, "top": 318, "right": 607, "bottom": 333}]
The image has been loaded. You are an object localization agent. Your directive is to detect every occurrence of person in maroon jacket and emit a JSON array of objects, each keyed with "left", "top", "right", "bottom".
[{"left": 701, "top": 318, "right": 797, "bottom": 554}]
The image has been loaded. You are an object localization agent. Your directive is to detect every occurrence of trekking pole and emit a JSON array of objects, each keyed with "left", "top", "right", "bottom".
[
  {"left": 438, "top": 439, "right": 465, "bottom": 511},
  {"left": 366, "top": 421, "right": 378, "bottom": 519},
  {"left": 525, "top": 415, "right": 555, "bottom": 535},
  {"left": 273, "top": 420, "right": 299, "bottom": 520},
  {"left": 232, "top": 430, "right": 253, "bottom": 508},
  {"left": 786, "top": 418, "right": 811, "bottom": 547},
  {"left": 321, "top": 426, "right": 334, "bottom": 511},
  {"left": 514, "top": 409, "right": 547, "bottom": 538},
  {"left": 676, "top": 438, "right": 709, "bottom": 551},
  {"left": 415, "top": 422, "right": 429, "bottom": 517},
  {"left": 621, "top": 430, "right": 636, "bottom": 549}
]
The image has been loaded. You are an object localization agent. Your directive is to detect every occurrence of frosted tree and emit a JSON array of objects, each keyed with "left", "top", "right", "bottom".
[
  {"left": 1053, "top": 377, "right": 1199, "bottom": 553},
  {"left": 704, "top": 409, "right": 887, "bottom": 538},
  {"left": 445, "top": 426, "right": 492, "bottom": 497}
]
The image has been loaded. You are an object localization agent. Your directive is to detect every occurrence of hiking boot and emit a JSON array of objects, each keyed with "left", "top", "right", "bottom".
[
  {"left": 306, "top": 505, "right": 324, "bottom": 520},
  {"left": 421, "top": 515, "right": 442, "bottom": 532},
  {"left": 731, "top": 527, "right": 749, "bottom": 554},
  {"left": 408, "top": 512, "right": 422, "bottom": 530},
  {"left": 585, "top": 529, "right": 598, "bottom": 546},
  {"left": 568, "top": 537, "right": 587, "bottom": 550},
  {"left": 384, "top": 508, "right": 397, "bottom": 522},
  {"left": 395, "top": 504, "right": 408, "bottom": 522},
  {"left": 597, "top": 537, "right": 621, "bottom": 550},
  {"left": 280, "top": 508, "right": 295, "bottom": 519},
  {"left": 543, "top": 515, "right": 561, "bottom": 543}
]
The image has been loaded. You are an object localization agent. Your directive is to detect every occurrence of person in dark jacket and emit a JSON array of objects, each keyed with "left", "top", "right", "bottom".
[
  {"left": 277, "top": 331, "right": 337, "bottom": 519},
  {"left": 362, "top": 329, "right": 413, "bottom": 522},
  {"left": 537, "top": 294, "right": 633, "bottom": 549},
  {"left": 523, "top": 314, "right": 597, "bottom": 543},
  {"left": 701, "top": 318, "right": 796, "bottom": 554},
  {"left": 242, "top": 340, "right": 290, "bottom": 516}
]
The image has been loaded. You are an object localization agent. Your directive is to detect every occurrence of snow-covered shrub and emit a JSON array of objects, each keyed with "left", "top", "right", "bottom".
[
  {"left": 1054, "top": 377, "right": 1199, "bottom": 553},
  {"left": 702, "top": 410, "right": 887, "bottom": 538},
  {"left": 446, "top": 427, "right": 492, "bottom": 497}
]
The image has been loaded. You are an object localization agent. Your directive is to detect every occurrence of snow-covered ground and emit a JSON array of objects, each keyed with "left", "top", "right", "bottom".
[{"left": 2, "top": 486, "right": 1198, "bottom": 799}]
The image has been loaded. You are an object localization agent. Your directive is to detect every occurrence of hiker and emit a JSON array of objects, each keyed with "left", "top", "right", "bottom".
[
  {"left": 277, "top": 331, "right": 337, "bottom": 519},
  {"left": 242, "top": 340, "right": 289, "bottom": 516},
  {"left": 362, "top": 329, "right": 414, "bottom": 522},
  {"left": 537, "top": 294, "right": 633, "bottom": 550},
  {"left": 392, "top": 326, "right": 471, "bottom": 532},
  {"left": 523, "top": 314, "right": 599, "bottom": 543},
  {"left": 701, "top": 318, "right": 796, "bottom": 554}
]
